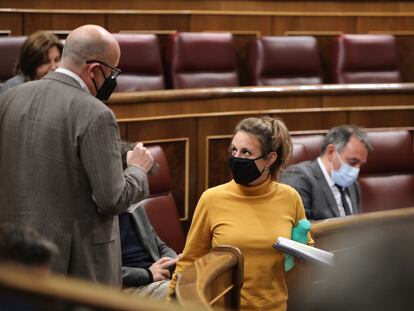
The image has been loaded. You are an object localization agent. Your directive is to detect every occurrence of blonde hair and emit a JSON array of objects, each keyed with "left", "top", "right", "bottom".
[{"left": 234, "top": 116, "right": 292, "bottom": 179}]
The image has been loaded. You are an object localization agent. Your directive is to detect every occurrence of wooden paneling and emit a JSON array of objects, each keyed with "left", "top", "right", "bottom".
[
  {"left": 274, "top": 16, "right": 356, "bottom": 36},
  {"left": 0, "top": 12, "right": 22, "bottom": 35},
  {"left": 349, "top": 107, "right": 414, "bottom": 128},
  {"left": 322, "top": 93, "right": 414, "bottom": 107},
  {"left": 3, "top": 9, "right": 414, "bottom": 39},
  {"left": 206, "top": 136, "right": 232, "bottom": 189},
  {"left": 190, "top": 14, "right": 272, "bottom": 35},
  {"left": 107, "top": 13, "right": 189, "bottom": 33},
  {"left": 2, "top": 0, "right": 414, "bottom": 12},
  {"left": 109, "top": 84, "right": 414, "bottom": 119},
  {"left": 23, "top": 13, "right": 105, "bottom": 34},
  {"left": 356, "top": 15, "right": 414, "bottom": 33}
]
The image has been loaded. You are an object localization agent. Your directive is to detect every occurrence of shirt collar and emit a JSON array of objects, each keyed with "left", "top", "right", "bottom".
[
  {"left": 317, "top": 157, "right": 335, "bottom": 188},
  {"left": 55, "top": 68, "right": 90, "bottom": 94}
]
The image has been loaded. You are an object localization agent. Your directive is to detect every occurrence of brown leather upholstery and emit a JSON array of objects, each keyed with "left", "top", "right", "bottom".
[
  {"left": 0, "top": 36, "right": 26, "bottom": 82},
  {"left": 331, "top": 34, "right": 402, "bottom": 83},
  {"left": 143, "top": 145, "right": 185, "bottom": 253},
  {"left": 359, "top": 131, "right": 414, "bottom": 212},
  {"left": 249, "top": 36, "right": 323, "bottom": 86},
  {"left": 167, "top": 32, "right": 239, "bottom": 89},
  {"left": 289, "top": 135, "right": 324, "bottom": 165},
  {"left": 113, "top": 34, "right": 165, "bottom": 92}
]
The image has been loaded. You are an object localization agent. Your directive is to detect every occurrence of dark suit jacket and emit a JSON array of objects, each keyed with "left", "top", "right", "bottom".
[
  {"left": 121, "top": 204, "right": 177, "bottom": 287},
  {"left": 0, "top": 71, "right": 149, "bottom": 286},
  {"left": 280, "top": 160, "right": 361, "bottom": 220}
]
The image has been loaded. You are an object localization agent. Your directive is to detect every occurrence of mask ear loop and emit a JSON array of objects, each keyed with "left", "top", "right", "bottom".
[
  {"left": 89, "top": 64, "right": 102, "bottom": 95},
  {"left": 93, "top": 65, "right": 111, "bottom": 96},
  {"left": 91, "top": 78, "right": 99, "bottom": 94},
  {"left": 257, "top": 153, "right": 271, "bottom": 175},
  {"left": 335, "top": 150, "right": 346, "bottom": 166}
]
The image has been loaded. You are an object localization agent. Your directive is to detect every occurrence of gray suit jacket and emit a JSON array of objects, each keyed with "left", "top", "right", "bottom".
[
  {"left": 0, "top": 72, "right": 149, "bottom": 286},
  {"left": 280, "top": 160, "right": 361, "bottom": 220},
  {"left": 121, "top": 204, "right": 177, "bottom": 287},
  {"left": 0, "top": 74, "right": 26, "bottom": 95}
]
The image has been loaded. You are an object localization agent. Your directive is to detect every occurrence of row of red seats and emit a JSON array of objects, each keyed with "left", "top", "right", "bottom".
[{"left": 0, "top": 33, "right": 402, "bottom": 92}]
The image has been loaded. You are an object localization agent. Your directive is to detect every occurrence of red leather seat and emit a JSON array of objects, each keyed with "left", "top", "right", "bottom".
[
  {"left": 167, "top": 32, "right": 239, "bottom": 89},
  {"left": 144, "top": 145, "right": 186, "bottom": 253},
  {"left": 113, "top": 33, "right": 165, "bottom": 92},
  {"left": 249, "top": 36, "right": 323, "bottom": 86},
  {"left": 359, "top": 131, "right": 414, "bottom": 212},
  {"left": 0, "top": 36, "right": 26, "bottom": 83},
  {"left": 289, "top": 135, "right": 324, "bottom": 165},
  {"left": 331, "top": 34, "right": 402, "bottom": 83}
]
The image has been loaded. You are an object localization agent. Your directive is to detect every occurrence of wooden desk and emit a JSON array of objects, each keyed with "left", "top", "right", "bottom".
[
  {"left": 0, "top": 263, "right": 197, "bottom": 311},
  {"left": 287, "top": 207, "right": 414, "bottom": 311}
]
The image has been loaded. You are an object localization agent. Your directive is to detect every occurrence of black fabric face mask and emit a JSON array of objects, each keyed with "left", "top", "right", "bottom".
[
  {"left": 229, "top": 155, "right": 265, "bottom": 185},
  {"left": 94, "top": 72, "right": 118, "bottom": 101},
  {"left": 86, "top": 60, "right": 121, "bottom": 101}
]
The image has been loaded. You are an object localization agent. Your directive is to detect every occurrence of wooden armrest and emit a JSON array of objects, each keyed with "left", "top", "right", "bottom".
[{"left": 176, "top": 245, "right": 243, "bottom": 310}]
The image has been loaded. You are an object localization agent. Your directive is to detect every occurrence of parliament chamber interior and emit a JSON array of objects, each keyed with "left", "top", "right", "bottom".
[{"left": 0, "top": 0, "right": 414, "bottom": 310}]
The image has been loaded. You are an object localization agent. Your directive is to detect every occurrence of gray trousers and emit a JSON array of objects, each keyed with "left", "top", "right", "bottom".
[{"left": 123, "top": 280, "right": 170, "bottom": 300}]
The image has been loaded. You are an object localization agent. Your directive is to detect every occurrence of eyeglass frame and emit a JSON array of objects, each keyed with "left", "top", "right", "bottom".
[{"left": 85, "top": 60, "right": 121, "bottom": 79}]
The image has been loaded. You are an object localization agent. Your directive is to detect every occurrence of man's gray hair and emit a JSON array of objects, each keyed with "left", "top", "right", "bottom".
[{"left": 321, "top": 125, "right": 373, "bottom": 155}]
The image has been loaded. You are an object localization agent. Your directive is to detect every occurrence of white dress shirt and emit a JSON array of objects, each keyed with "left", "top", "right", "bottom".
[
  {"left": 317, "top": 157, "right": 353, "bottom": 216},
  {"left": 55, "top": 68, "right": 90, "bottom": 93}
]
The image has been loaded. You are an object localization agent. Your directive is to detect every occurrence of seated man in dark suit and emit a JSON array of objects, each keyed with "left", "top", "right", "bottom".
[
  {"left": 120, "top": 204, "right": 179, "bottom": 300},
  {"left": 119, "top": 141, "right": 179, "bottom": 300},
  {"left": 281, "top": 125, "right": 372, "bottom": 220}
]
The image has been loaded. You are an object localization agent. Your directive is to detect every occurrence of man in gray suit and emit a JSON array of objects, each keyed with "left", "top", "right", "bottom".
[
  {"left": 0, "top": 25, "right": 154, "bottom": 286},
  {"left": 281, "top": 125, "right": 372, "bottom": 220}
]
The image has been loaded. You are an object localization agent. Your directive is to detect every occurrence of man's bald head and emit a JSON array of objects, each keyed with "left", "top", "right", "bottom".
[{"left": 61, "top": 25, "right": 120, "bottom": 70}]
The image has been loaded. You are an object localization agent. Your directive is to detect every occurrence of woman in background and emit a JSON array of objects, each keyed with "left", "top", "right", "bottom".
[
  {"left": 168, "top": 116, "right": 312, "bottom": 311},
  {"left": 0, "top": 31, "right": 63, "bottom": 94}
]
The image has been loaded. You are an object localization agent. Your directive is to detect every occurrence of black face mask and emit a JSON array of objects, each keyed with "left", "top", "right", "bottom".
[
  {"left": 229, "top": 155, "right": 265, "bottom": 185},
  {"left": 86, "top": 60, "right": 121, "bottom": 101},
  {"left": 94, "top": 71, "right": 118, "bottom": 101}
]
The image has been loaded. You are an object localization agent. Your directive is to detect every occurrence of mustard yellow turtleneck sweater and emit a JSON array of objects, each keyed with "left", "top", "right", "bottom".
[{"left": 169, "top": 178, "right": 312, "bottom": 310}]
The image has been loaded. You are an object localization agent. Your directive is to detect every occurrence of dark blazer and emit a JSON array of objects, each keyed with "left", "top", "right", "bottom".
[
  {"left": 280, "top": 160, "right": 361, "bottom": 220},
  {"left": 0, "top": 71, "right": 149, "bottom": 286},
  {"left": 122, "top": 204, "right": 177, "bottom": 287}
]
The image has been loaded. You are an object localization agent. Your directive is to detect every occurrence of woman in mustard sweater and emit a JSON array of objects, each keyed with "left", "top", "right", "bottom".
[{"left": 169, "top": 116, "right": 312, "bottom": 310}]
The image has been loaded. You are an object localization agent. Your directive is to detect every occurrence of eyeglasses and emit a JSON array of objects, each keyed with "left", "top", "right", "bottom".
[{"left": 86, "top": 60, "right": 121, "bottom": 78}]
